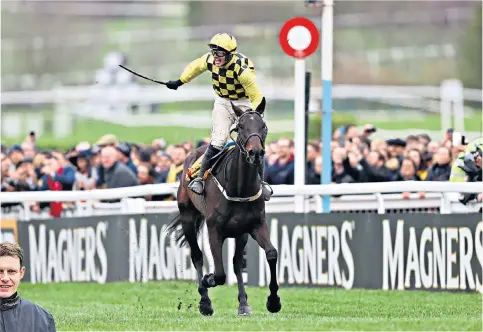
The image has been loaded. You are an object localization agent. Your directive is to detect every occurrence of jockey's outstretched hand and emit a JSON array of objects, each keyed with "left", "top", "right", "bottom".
[{"left": 166, "top": 79, "right": 184, "bottom": 90}]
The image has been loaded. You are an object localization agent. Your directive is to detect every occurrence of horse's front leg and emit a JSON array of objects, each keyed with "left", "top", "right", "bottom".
[
  {"left": 251, "top": 222, "right": 281, "bottom": 313},
  {"left": 202, "top": 223, "right": 226, "bottom": 288},
  {"left": 233, "top": 234, "right": 251, "bottom": 316}
]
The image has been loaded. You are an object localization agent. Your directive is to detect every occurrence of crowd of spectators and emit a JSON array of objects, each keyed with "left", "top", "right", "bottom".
[{"left": 1, "top": 124, "right": 466, "bottom": 217}]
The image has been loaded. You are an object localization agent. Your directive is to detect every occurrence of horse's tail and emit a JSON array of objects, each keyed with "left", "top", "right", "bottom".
[{"left": 166, "top": 212, "right": 206, "bottom": 247}]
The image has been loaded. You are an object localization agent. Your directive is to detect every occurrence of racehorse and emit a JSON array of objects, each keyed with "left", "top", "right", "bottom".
[{"left": 166, "top": 98, "right": 281, "bottom": 316}]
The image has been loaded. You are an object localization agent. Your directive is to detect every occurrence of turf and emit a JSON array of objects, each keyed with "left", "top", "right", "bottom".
[
  {"left": 2, "top": 108, "right": 481, "bottom": 150},
  {"left": 20, "top": 281, "right": 482, "bottom": 331}
]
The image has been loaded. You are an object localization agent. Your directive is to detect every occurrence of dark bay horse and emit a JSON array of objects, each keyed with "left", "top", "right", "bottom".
[{"left": 167, "top": 98, "right": 281, "bottom": 316}]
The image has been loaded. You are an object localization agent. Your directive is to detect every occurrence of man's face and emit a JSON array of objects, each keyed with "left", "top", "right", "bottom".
[
  {"left": 277, "top": 139, "right": 292, "bottom": 159},
  {"left": 436, "top": 147, "right": 451, "bottom": 165},
  {"left": 367, "top": 151, "right": 381, "bottom": 167},
  {"left": 157, "top": 156, "right": 171, "bottom": 171},
  {"left": 101, "top": 149, "right": 116, "bottom": 169},
  {"left": 10, "top": 151, "right": 23, "bottom": 164},
  {"left": 0, "top": 256, "right": 24, "bottom": 298},
  {"left": 212, "top": 49, "right": 227, "bottom": 67},
  {"left": 476, "top": 155, "right": 482, "bottom": 168},
  {"left": 137, "top": 165, "right": 150, "bottom": 183},
  {"left": 171, "top": 148, "right": 186, "bottom": 166},
  {"left": 44, "top": 157, "right": 59, "bottom": 172}
]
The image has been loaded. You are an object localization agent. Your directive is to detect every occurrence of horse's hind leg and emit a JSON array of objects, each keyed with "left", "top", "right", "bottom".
[
  {"left": 233, "top": 234, "right": 251, "bottom": 316},
  {"left": 181, "top": 211, "right": 213, "bottom": 316},
  {"left": 201, "top": 223, "right": 226, "bottom": 288},
  {"left": 251, "top": 223, "right": 282, "bottom": 313}
]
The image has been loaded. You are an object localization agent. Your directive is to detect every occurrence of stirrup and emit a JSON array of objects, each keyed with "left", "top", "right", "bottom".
[
  {"left": 261, "top": 181, "right": 273, "bottom": 201},
  {"left": 188, "top": 178, "right": 204, "bottom": 194}
]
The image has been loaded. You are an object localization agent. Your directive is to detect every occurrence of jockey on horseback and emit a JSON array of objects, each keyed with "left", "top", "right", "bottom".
[{"left": 165, "top": 33, "right": 272, "bottom": 201}]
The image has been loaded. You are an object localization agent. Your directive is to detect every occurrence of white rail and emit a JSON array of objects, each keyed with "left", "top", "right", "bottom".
[
  {"left": 2, "top": 84, "right": 482, "bottom": 105},
  {"left": 1, "top": 181, "right": 481, "bottom": 204}
]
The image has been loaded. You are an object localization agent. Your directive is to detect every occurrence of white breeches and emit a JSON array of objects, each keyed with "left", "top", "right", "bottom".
[{"left": 210, "top": 96, "right": 252, "bottom": 149}]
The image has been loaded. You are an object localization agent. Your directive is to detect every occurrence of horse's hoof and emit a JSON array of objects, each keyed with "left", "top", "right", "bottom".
[
  {"left": 201, "top": 273, "right": 216, "bottom": 288},
  {"left": 266, "top": 295, "right": 281, "bottom": 313},
  {"left": 237, "top": 304, "right": 252, "bottom": 316},
  {"left": 199, "top": 299, "right": 214, "bottom": 316}
]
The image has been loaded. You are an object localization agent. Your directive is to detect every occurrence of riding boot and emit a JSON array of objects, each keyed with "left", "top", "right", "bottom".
[
  {"left": 258, "top": 161, "right": 273, "bottom": 201},
  {"left": 188, "top": 144, "right": 220, "bottom": 195}
]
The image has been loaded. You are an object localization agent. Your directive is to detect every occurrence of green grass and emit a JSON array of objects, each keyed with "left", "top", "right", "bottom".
[
  {"left": 363, "top": 112, "right": 483, "bottom": 131},
  {"left": 21, "top": 281, "right": 482, "bottom": 331},
  {"left": 1, "top": 108, "right": 481, "bottom": 150}
]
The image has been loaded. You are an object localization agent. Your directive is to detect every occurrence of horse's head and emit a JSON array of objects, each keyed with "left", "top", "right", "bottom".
[{"left": 230, "top": 97, "right": 267, "bottom": 166}]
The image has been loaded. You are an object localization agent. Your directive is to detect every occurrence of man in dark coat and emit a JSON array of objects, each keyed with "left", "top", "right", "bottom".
[{"left": 0, "top": 242, "right": 56, "bottom": 332}]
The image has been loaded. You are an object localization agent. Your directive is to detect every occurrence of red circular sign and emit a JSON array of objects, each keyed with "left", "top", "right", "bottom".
[{"left": 279, "top": 17, "right": 319, "bottom": 59}]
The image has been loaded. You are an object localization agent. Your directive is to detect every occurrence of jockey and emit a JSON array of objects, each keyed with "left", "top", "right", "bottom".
[{"left": 165, "top": 33, "right": 272, "bottom": 201}]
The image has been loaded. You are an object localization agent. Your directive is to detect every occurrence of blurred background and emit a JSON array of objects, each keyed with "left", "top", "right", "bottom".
[{"left": 1, "top": 0, "right": 481, "bottom": 149}]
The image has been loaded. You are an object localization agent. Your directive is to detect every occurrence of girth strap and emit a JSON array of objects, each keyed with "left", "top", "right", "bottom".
[{"left": 211, "top": 175, "right": 262, "bottom": 202}]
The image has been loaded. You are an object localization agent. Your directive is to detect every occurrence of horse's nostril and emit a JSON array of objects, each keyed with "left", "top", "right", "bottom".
[
  {"left": 260, "top": 149, "right": 265, "bottom": 156},
  {"left": 248, "top": 150, "right": 255, "bottom": 156}
]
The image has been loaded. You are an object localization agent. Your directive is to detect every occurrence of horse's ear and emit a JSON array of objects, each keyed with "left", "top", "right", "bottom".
[
  {"left": 230, "top": 101, "right": 245, "bottom": 117},
  {"left": 255, "top": 97, "right": 266, "bottom": 115}
]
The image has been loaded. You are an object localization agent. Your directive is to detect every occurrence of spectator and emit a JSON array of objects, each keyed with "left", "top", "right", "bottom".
[
  {"left": 20, "top": 142, "right": 36, "bottom": 159},
  {"left": 387, "top": 139, "right": 406, "bottom": 161},
  {"left": 343, "top": 147, "right": 390, "bottom": 183},
  {"left": 306, "top": 142, "right": 320, "bottom": 171},
  {"left": 36, "top": 152, "right": 75, "bottom": 218},
  {"left": 406, "top": 149, "right": 428, "bottom": 180},
  {"left": 137, "top": 164, "right": 154, "bottom": 185},
  {"left": 265, "top": 138, "right": 294, "bottom": 185},
  {"left": 100, "top": 146, "right": 139, "bottom": 189},
  {"left": 38, "top": 152, "right": 75, "bottom": 192},
  {"left": 116, "top": 142, "right": 137, "bottom": 175},
  {"left": 154, "top": 152, "right": 172, "bottom": 177},
  {"left": 395, "top": 158, "right": 420, "bottom": 181},
  {"left": 331, "top": 147, "right": 354, "bottom": 184},
  {"left": 158, "top": 145, "right": 187, "bottom": 183},
  {"left": 7, "top": 145, "right": 23, "bottom": 172},
  {"left": 426, "top": 147, "right": 452, "bottom": 181},
  {"left": 73, "top": 150, "right": 98, "bottom": 191}
]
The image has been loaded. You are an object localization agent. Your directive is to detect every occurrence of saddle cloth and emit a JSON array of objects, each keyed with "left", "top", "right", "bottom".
[{"left": 186, "top": 142, "right": 236, "bottom": 181}]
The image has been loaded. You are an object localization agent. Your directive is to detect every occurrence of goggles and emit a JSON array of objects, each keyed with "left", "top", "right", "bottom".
[{"left": 210, "top": 47, "right": 228, "bottom": 57}]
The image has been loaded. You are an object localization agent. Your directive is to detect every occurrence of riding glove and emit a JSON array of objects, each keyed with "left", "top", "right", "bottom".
[{"left": 166, "top": 79, "right": 184, "bottom": 90}]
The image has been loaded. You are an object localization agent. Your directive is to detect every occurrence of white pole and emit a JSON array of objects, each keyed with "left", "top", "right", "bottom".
[
  {"left": 294, "top": 58, "right": 306, "bottom": 213},
  {"left": 440, "top": 79, "right": 465, "bottom": 135},
  {"left": 440, "top": 81, "right": 452, "bottom": 136},
  {"left": 321, "top": 0, "right": 334, "bottom": 213},
  {"left": 452, "top": 80, "right": 465, "bottom": 134}
]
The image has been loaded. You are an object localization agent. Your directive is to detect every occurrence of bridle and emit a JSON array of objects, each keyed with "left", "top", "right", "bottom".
[{"left": 229, "top": 111, "right": 267, "bottom": 162}]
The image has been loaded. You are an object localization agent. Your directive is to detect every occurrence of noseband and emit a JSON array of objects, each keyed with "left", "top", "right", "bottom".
[{"left": 229, "top": 111, "right": 267, "bottom": 162}]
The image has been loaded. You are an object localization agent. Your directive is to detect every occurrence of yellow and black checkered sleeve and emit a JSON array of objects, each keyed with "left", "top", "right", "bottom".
[
  {"left": 237, "top": 68, "right": 264, "bottom": 109},
  {"left": 179, "top": 53, "right": 210, "bottom": 84}
]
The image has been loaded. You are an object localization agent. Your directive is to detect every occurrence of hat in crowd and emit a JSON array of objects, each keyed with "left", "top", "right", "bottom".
[
  {"left": 76, "top": 141, "right": 91, "bottom": 152},
  {"left": 116, "top": 142, "right": 131, "bottom": 158},
  {"left": 386, "top": 138, "right": 406, "bottom": 147},
  {"left": 77, "top": 149, "right": 93, "bottom": 159},
  {"left": 16, "top": 157, "right": 33, "bottom": 168},
  {"left": 139, "top": 149, "right": 152, "bottom": 163},
  {"left": 91, "top": 145, "right": 101, "bottom": 154},
  {"left": 7, "top": 144, "right": 23, "bottom": 155},
  {"left": 96, "top": 134, "right": 118, "bottom": 146},
  {"left": 158, "top": 151, "right": 173, "bottom": 161}
]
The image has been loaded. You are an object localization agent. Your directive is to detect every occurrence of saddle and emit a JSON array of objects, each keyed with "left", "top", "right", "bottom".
[{"left": 186, "top": 142, "right": 236, "bottom": 182}]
